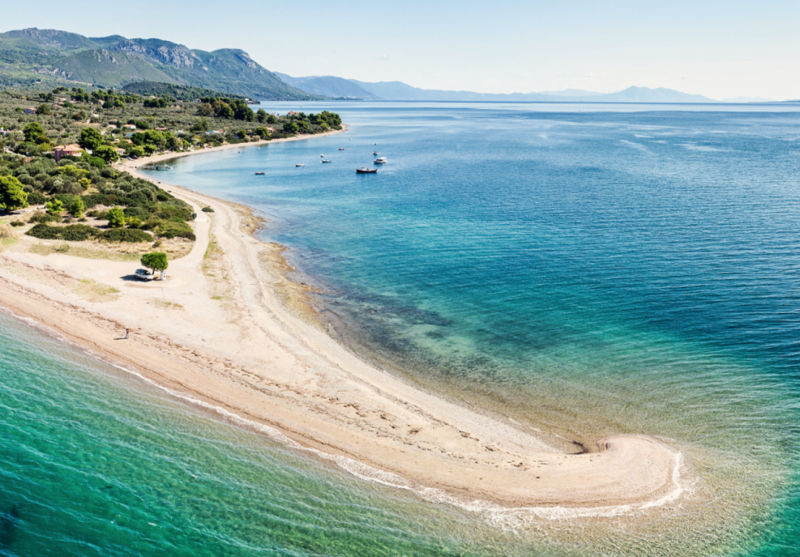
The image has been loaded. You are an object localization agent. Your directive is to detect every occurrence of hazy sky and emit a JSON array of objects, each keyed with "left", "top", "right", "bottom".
[{"left": 2, "top": 1, "right": 798, "bottom": 100}]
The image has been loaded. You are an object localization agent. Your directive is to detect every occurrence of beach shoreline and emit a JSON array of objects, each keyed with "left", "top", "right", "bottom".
[
  {"left": 118, "top": 124, "right": 351, "bottom": 170},
  {"left": 0, "top": 129, "right": 691, "bottom": 522}
]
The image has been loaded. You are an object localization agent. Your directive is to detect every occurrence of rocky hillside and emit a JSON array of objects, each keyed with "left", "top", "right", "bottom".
[{"left": 0, "top": 28, "right": 315, "bottom": 100}]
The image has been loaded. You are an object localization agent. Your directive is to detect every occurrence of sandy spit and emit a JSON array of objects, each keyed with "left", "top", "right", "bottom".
[{"left": 0, "top": 129, "right": 689, "bottom": 520}]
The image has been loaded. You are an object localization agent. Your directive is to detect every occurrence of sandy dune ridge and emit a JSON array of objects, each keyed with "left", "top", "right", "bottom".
[{"left": 0, "top": 131, "right": 691, "bottom": 523}]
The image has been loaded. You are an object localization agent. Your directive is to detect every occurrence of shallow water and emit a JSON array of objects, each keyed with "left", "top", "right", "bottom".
[
  {"left": 0, "top": 311, "right": 536, "bottom": 556},
  {"left": 2, "top": 101, "right": 797, "bottom": 555}
]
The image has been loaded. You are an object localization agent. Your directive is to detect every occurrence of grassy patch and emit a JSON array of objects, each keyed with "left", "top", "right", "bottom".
[
  {"left": 0, "top": 223, "right": 18, "bottom": 249},
  {"left": 153, "top": 299, "right": 183, "bottom": 310},
  {"left": 73, "top": 278, "right": 120, "bottom": 302},
  {"left": 202, "top": 234, "right": 222, "bottom": 276},
  {"left": 202, "top": 231, "right": 234, "bottom": 302},
  {"left": 29, "top": 241, "right": 139, "bottom": 261}
]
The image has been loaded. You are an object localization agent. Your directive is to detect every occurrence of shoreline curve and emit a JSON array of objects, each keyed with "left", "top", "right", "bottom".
[{"left": 0, "top": 128, "right": 691, "bottom": 521}]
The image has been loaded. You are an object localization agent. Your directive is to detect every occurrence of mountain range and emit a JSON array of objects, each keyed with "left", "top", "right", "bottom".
[
  {"left": 0, "top": 27, "right": 717, "bottom": 103},
  {"left": 276, "top": 73, "right": 714, "bottom": 103},
  {"left": 0, "top": 28, "right": 313, "bottom": 100}
]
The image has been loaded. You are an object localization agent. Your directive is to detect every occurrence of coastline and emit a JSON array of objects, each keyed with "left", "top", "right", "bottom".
[
  {"left": 118, "top": 124, "right": 350, "bottom": 169},
  {"left": 0, "top": 129, "right": 691, "bottom": 522}
]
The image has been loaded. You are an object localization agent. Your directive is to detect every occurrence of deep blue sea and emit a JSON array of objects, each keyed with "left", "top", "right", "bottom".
[{"left": 2, "top": 101, "right": 799, "bottom": 555}]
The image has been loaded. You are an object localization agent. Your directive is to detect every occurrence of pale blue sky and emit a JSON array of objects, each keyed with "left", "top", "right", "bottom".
[{"left": 2, "top": 1, "right": 798, "bottom": 99}]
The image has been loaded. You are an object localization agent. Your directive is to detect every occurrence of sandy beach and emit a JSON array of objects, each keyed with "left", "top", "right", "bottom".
[{"left": 0, "top": 132, "right": 690, "bottom": 521}]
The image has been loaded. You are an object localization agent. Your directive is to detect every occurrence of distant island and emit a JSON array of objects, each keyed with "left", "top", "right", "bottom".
[{"left": 276, "top": 73, "right": 717, "bottom": 103}]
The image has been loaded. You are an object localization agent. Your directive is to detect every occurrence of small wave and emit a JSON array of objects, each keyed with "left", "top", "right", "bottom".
[
  {"left": 679, "top": 142, "right": 732, "bottom": 152},
  {"left": 619, "top": 139, "right": 652, "bottom": 154}
]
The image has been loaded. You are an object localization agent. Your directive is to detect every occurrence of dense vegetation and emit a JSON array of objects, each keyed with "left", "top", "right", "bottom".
[
  {"left": 122, "top": 82, "right": 246, "bottom": 101},
  {"left": 0, "top": 86, "right": 340, "bottom": 159},
  {"left": 0, "top": 152, "right": 195, "bottom": 242},
  {"left": 0, "top": 85, "right": 342, "bottom": 248}
]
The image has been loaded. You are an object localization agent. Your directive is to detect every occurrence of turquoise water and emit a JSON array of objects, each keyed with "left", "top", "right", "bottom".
[
  {"left": 1, "top": 102, "right": 798, "bottom": 555},
  {"left": 0, "top": 312, "right": 530, "bottom": 556}
]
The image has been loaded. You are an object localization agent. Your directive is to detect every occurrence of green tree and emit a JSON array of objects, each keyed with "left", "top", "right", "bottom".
[
  {"left": 164, "top": 132, "right": 179, "bottom": 151},
  {"left": 143, "top": 130, "right": 166, "bottom": 150},
  {"left": 23, "top": 122, "right": 47, "bottom": 144},
  {"left": 196, "top": 103, "right": 215, "bottom": 117},
  {"left": 93, "top": 144, "right": 119, "bottom": 163},
  {"left": 191, "top": 119, "right": 209, "bottom": 133},
  {"left": 283, "top": 121, "right": 299, "bottom": 134},
  {"left": 218, "top": 103, "right": 234, "bottom": 119},
  {"left": 126, "top": 145, "right": 146, "bottom": 158},
  {"left": 0, "top": 175, "right": 29, "bottom": 212},
  {"left": 45, "top": 198, "right": 64, "bottom": 215},
  {"left": 78, "top": 127, "right": 104, "bottom": 150},
  {"left": 107, "top": 206, "right": 126, "bottom": 228},
  {"left": 231, "top": 99, "right": 254, "bottom": 121},
  {"left": 67, "top": 197, "right": 84, "bottom": 218},
  {"left": 140, "top": 252, "right": 168, "bottom": 279}
]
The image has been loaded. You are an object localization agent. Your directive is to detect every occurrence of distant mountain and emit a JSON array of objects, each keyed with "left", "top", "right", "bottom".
[
  {"left": 591, "top": 86, "right": 711, "bottom": 103},
  {"left": 278, "top": 74, "right": 714, "bottom": 103},
  {"left": 0, "top": 28, "right": 315, "bottom": 100},
  {"left": 276, "top": 73, "right": 379, "bottom": 100}
]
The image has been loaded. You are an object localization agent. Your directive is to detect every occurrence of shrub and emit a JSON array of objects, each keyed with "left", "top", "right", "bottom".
[
  {"left": 201, "top": 206, "right": 214, "bottom": 213},
  {"left": 26, "top": 191, "right": 47, "bottom": 205},
  {"left": 155, "top": 219, "right": 195, "bottom": 240},
  {"left": 107, "top": 206, "right": 126, "bottom": 227},
  {"left": 123, "top": 206, "right": 148, "bottom": 219},
  {"left": 45, "top": 198, "right": 64, "bottom": 215},
  {"left": 26, "top": 223, "right": 99, "bottom": 241},
  {"left": 101, "top": 228, "right": 152, "bottom": 242},
  {"left": 29, "top": 211, "right": 59, "bottom": 224},
  {"left": 27, "top": 223, "right": 60, "bottom": 239},
  {"left": 61, "top": 224, "right": 99, "bottom": 241},
  {"left": 10, "top": 220, "right": 24, "bottom": 227},
  {"left": 67, "top": 197, "right": 85, "bottom": 218}
]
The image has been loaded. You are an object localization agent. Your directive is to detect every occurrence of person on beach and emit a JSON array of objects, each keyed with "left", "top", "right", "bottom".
[{"left": 124, "top": 328, "right": 129, "bottom": 339}]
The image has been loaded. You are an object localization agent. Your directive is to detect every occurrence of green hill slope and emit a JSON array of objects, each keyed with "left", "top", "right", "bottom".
[{"left": 0, "top": 28, "right": 315, "bottom": 100}]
